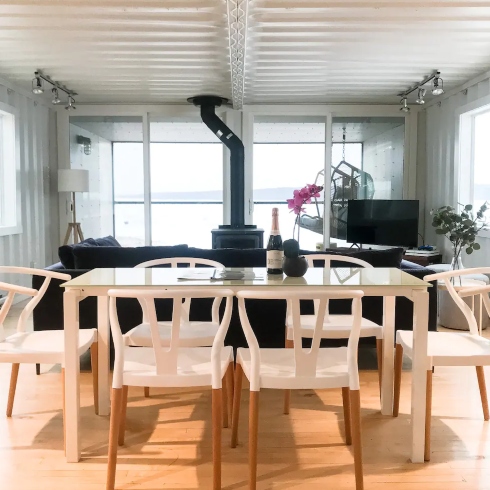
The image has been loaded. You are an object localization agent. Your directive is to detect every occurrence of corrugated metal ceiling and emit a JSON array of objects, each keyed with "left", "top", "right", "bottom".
[{"left": 0, "top": 0, "right": 489, "bottom": 105}]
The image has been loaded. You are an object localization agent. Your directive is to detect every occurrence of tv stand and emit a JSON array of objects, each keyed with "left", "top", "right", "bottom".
[{"left": 349, "top": 243, "right": 362, "bottom": 249}]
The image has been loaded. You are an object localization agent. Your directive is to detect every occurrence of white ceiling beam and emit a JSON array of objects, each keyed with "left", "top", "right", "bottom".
[{"left": 227, "top": 0, "right": 249, "bottom": 110}]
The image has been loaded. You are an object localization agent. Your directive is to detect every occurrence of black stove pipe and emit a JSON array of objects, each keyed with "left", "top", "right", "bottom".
[{"left": 188, "top": 95, "right": 246, "bottom": 229}]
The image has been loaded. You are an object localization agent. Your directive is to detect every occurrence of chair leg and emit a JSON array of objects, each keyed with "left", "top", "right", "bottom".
[
  {"left": 222, "top": 371, "right": 229, "bottom": 429},
  {"left": 231, "top": 363, "right": 243, "bottom": 448},
  {"left": 283, "top": 338, "right": 294, "bottom": 414},
  {"left": 393, "top": 343, "right": 403, "bottom": 417},
  {"left": 62, "top": 368, "right": 66, "bottom": 454},
  {"left": 249, "top": 390, "right": 260, "bottom": 490},
  {"left": 36, "top": 364, "right": 40, "bottom": 375},
  {"left": 350, "top": 389, "right": 364, "bottom": 490},
  {"left": 476, "top": 366, "right": 489, "bottom": 421},
  {"left": 90, "top": 342, "right": 99, "bottom": 415},
  {"left": 424, "top": 369, "right": 433, "bottom": 462},
  {"left": 6, "top": 363, "right": 20, "bottom": 417},
  {"left": 212, "top": 388, "right": 222, "bottom": 490},
  {"left": 144, "top": 387, "right": 150, "bottom": 398},
  {"left": 376, "top": 339, "right": 383, "bottom": 397},
  {"left": 342, "top": 387, "right": 352, "bottom": 445},
  {"left": 106, "top": 388, "right": 123, "bottom": 490},
  {"left": 226, "top": 363, "right": 234, "bottom": 427},
  {"left": 118, "top": 386, "right": 129, "bottom": 446}
]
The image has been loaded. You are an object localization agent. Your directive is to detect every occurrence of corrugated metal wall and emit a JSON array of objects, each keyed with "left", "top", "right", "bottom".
[
  {"left": 424, "top": 77, "right": 490, "bottom": 267},
  {"left": 0, "top": 83, "right": 58, "bottom": 287}
]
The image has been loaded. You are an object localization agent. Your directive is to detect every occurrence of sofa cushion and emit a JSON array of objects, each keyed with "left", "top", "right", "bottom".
[
  {"left": 303, "top": 247, "right": 404, "bottom": 268},
  {"left": 94, "top": 235, "right": 121, "bottom": 247},
  {"left": 73, "top": 244, "right": 190, "bottom": 269},
  {"left": 58, "top": 238, "right": 98, "bottom": 269}
]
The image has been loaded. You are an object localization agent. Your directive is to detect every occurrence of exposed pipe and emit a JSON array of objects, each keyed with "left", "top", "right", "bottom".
[{"left": 188, "top": 95, "right": 245, "bottom": 228}]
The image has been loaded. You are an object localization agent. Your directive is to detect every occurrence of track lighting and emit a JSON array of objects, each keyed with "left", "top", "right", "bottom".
[
  {"left": 31, "top": 72, "right": 44, "bottom": 94},
  {"left": 416, "top": 88, "right": 426, "bottom": 104},
  {"left": 31, "top": 70, "right": 77, "bottom": 108},
  {"left": 400, "top": 97, "right": 410, "bottom": 112},
  {"left": 65, "top": 96, "right": 76, "bottom": 110},
  {"left": 51, "top": 87, "right": 61, "bottom": 104},
  {"left": 398, "top": 70, "right": 444, "bottom": 104},
  {"left": 432, "top": 72, "right": 444, "bottom": 95}
]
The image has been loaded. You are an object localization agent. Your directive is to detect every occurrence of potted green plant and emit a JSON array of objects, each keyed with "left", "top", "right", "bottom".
[{"left": 431, "top": 202, "right": 488, "bottom": 270}]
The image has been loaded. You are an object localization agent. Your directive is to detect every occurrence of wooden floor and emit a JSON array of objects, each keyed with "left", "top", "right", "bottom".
[{"left": 2, "top": 306, "right": 490, "bottom": 489}]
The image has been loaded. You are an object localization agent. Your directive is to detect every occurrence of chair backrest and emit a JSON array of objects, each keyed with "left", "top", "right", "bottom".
[
  {"left": 134, "top": 257, "right": 224, "bottom": 323},
  {"left": 108, "top": 288, "right": 234, "bottom": 389},
  {"left": 302, "top": 254, "right": 371, "bottom": 318},
  {"left": 425, "top": 268, "right": 490, "bottom": 335},
  {"left": 0, "top": 267, "right": 70, "bottom": 339},
  {"left": 458, "top": 284, "right": 490, "bottom": 320},
  {"left": 237, "top": 289, "right": 364, "bottom": 391},
  {"left": 135, "top": 257, "right": 224, "bottom": 269},
  {"left": 304, "top": 253, "right": 373, "bottom": 269}
]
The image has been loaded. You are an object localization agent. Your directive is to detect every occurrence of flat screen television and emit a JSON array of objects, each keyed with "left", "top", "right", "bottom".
[{"left": 346, "top": 199, "right": 419, "bottom": 247}]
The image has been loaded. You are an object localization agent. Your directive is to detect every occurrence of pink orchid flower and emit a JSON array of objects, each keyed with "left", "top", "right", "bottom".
[{"left": 307, "top": 184, "right": 323, "bottom": 198}]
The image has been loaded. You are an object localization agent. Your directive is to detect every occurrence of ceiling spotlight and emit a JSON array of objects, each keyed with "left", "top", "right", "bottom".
[
  {"left": 400, "top": 97, "right": 410, "bottom": 112},
  {"left": 65, "top": 95, "right": 76, "bottom": 110},
  {"left": 432, "top": 72, "right": 444, "bottom": 95},
  {"left": 51, "top": 87, "right": 61, "bottom": 104},
  {"left": 416, "top": 88, "right": 426, "bottom": 104},
  {"left": 32, "top": 72, "right": 44, "bottom": 94}
]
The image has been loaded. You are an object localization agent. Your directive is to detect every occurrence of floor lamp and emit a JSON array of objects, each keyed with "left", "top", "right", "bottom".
[{"left": 58, "top": 169, "right": 89, "bottom": 245}]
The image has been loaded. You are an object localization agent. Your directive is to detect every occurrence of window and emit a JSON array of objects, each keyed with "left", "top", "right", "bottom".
[
  {"left": 253, "top": 118, "right": 326, "bottom": 250},
  {"left": 472, "top": 110, "right": 490, "bottom": 211},
  {"left": 112, "top": 121, "right": 223, "bottom": 247},
  {"left": 459, "top": 102, "right": 490, "bottom": 237},
  {"left": 0, "top": 102, "right": 21, "bottom": 236}
]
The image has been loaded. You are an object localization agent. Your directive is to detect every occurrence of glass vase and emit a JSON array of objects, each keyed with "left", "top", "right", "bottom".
[
  {"left": 450, "top": 250, "right": 464, "bottom": 271},
  {"left": 450, "top": 248, "right": 464, "bottom": 286}
]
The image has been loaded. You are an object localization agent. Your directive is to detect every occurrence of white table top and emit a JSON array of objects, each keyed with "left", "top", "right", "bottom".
[{"left": 61, "top": 267, "right": 431, "bottom": 290}]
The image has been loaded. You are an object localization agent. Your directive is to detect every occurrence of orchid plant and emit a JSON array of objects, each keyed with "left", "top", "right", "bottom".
[{"left": 287, "top": 184, "right": 324, "bottom": 244}]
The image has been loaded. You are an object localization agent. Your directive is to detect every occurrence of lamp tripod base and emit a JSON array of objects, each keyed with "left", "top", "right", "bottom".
[{"left": 63, "top": 222, "right": 85, "bottom": 246}]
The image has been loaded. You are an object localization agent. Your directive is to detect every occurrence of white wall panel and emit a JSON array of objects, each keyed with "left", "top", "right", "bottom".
[
  {"left": 0, "top": 82, "right": 57, "bottom": 287},
  {"left": 424, "top": 78, "right": 490, "bottom": 267},
  {"left": 363, "top": 124, "right": 405, "bottom": 199}
]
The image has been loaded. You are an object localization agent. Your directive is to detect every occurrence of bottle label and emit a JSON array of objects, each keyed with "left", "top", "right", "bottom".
[{"left": 267, "top": 250, "right": 284, "bottom": 269}]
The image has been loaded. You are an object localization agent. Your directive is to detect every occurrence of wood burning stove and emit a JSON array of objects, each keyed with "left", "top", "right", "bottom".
[{"left": 188, "top": 95, "right": 264, "bottom": 249}]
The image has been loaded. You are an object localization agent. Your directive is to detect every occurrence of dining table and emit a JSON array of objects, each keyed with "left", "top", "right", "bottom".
[{"left": 61, "top": 266, "right": 431, "bottom": 463}]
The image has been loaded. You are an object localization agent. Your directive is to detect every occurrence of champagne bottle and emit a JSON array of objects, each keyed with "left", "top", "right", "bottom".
[{"left": 267, "top": 207, "right": 284, "bottom": 274}]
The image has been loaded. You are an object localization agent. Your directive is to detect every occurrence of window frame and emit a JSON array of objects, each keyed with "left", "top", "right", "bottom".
[
  {"left": 0, "top": 101, "right": 22, "bottom": 237},
  {"left": 458, "top": 95, "right": 490, "bottom": 239}
]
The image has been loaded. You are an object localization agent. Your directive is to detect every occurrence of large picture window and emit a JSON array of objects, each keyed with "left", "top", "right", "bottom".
[
  {"left": 112, "top": 121, "right": 223, "bottom": 247},
  {"left": 0, "top": 102, "right": 21, "bottom": 236},
  {"left": 459, "top": 102, "right": 490, "bottom": 237},
  {"left": 472, "top": 110, "right": 490, "bottom": 210}
]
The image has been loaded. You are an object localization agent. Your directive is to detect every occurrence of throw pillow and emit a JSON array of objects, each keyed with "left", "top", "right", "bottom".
[
  {"left": 58, "top": 238, "right": 97, "bottom": 269},
  {"left": 93, "top": 235, "right": 121, "bottom": 247}
]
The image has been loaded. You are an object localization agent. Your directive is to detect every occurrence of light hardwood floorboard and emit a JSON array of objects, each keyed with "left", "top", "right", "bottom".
[
  {"left": 1, "top": 306, "right": 489, "bottom": 489},
  {"left": 1, "top": 363, "right": 489, "bottom": 490}
]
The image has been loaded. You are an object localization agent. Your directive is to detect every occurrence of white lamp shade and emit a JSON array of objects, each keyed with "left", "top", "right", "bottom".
[{"left": 58, "top": 169, "right": 89, "bottom": 192}]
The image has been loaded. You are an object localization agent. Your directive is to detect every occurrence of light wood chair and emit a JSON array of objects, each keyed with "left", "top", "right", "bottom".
[
  {"left": 393, "top": 268, "right": 490, "bottom": 462},
  {"left": 232, "top": 288, "right": 365, "bottom": 490},
  {"left": 284, "top": 254, "right": 383, "bottom": 413},
  {"left": 0, "top": 267, "right": 98, "bottom": 424},
  {"left": 106, "top": 287, "right": 234, "bottom": 490},
  {"left": 127, "top": 257, "right": 224, "bottom": 398}
]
